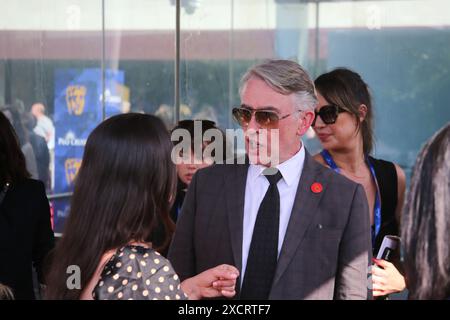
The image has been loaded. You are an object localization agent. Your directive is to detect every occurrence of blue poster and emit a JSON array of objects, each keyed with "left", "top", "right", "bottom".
[{"left": 52, "top": 68, "right": 124, "bottom": 233}]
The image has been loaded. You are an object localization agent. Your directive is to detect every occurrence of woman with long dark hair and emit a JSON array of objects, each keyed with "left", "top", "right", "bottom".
[
  {"left": 312, "top": 68, "right": 407, "bottom": 298},
  {"left": 0, "top": 111, "right": 54, "bottom": 299},
  {"left": 45, "top": 113, "right": 238, "bottom": 300},
  {"left": 401, "top": 123, "right": 450, "bottom": 299}
]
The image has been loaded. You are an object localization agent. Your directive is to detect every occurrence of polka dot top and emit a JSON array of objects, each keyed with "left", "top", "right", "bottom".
[{"left": 93, "top": 245, "right": 188, "bottom": 300}]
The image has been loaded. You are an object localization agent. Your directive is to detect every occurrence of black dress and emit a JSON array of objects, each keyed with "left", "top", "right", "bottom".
[
  {"left": 152, "top": 180, "right": 187, "bottom": 257},
  {"left": 369, "top": 157, "right": 400, "bottom": 255},
  {"left": 321, "top": 154, "right": 402, "bottom": 300},
  {"left": 170, "top": 181, "right": 187, "bottom": 223},
  {"left": 0, "top": 179, "right": 55, "bottom": 299},
  {"left": 93, "top": 245, "right": 187, "bottom": 300}
]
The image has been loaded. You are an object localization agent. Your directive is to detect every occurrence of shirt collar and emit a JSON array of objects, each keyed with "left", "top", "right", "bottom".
[{"left": 248, "top": 143, "right": 306, "bottom": 187}]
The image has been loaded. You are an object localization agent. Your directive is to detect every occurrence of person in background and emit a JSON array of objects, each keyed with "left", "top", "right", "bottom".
[
  {"left": 45, "top": 113, "right": 238, "bottom": 300},
  {"left": 1, "top": 105, "right": 39, "bottom": 180},
  {"left": 170, "top": 119, "right": 228, "bottom": 223},
  {"left": 152, "top": 119, "right": 228, "bottom": 257},
  {"left": 0, "top": 111, "right": 55, "bottom": 300},
  {"left": 31, "top": 102, "right": 55, "bottom": 190},
  {"left": 401, "top": 123, "right": 450, "bottom": 300},
  {"left": 312, "top": 68, "right": 406, "bottom": 298},
  {"left": 22, "top": 112, "right": 50, "bottom": 190},
  {"left": 31, "top": 103, "right": 55, "bottom": 152}
]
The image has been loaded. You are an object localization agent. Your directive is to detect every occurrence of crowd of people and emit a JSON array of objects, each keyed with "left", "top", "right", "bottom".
[
  {"left": 0, "top": 59, "right": 449, "bottom": 300},
  {"left": 0, "top": 102, "right": 53, "bottom": 191}
]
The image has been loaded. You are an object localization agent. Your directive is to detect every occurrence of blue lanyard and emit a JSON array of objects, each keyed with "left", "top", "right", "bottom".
[
  {"left": 176, "top": 204, "right": 182, "bottom": 219},
  {"left": 320, "top": 150, "right": 381, "bottom": 248}
]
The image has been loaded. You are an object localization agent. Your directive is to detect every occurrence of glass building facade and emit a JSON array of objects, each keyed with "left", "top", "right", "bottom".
[{"left": 1, "top": 0, "right": 449, "bottom": 233}]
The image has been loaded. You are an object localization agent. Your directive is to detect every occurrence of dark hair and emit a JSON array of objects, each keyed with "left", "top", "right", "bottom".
[
  {"left": 314, "top": 68, "right": 374, "bottom": 155},
  {"left": 171, "top": 119, "right": 228, "bottom": 163},
  {"left": 401, "top": 123, "right": 450, "bottom": 300},
  {"left": 0, "top": 111, "right": 31, "bottom": 184},
  {"left": 45, "top": 113, "right": 177, "bottom": 299}
]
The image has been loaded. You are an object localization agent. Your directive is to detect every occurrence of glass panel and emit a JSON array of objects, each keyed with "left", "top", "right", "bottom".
[
  {"left": 179, "top": 0, "right": 315, "bottom": 157},
  {"left": 179, "top": 0, "right": 450, "bottom": 177},
  {"left": 104, "top": 0, "right": 176, "bottom": 128},
  {"left": 0, "top": 0, "right": 102, "bottom": 233},
  {"left": 314, "top": 0, "right": 450, "bottom": 179},
  {"left": 2, "top": 0, "right": 449, "bottom": 235}
]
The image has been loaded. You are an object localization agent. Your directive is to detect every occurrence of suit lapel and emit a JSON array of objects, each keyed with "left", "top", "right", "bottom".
[
  {"left": 273, "top": 151, "right": 327, "bottom": 285},
  {"left": 225, "top": 162, "right": 249, "bottom": 274}
]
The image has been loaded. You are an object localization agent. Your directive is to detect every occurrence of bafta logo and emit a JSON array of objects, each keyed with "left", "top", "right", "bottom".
[
  {"left": 65, "top": 158, "right": 82, "bottom": 185},
  {"left": 66, "top": 85, "right": 87, "bottom": 115}
]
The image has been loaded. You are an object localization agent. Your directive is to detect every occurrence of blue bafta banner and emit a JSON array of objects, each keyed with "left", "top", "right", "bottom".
[{"left": 53, "top": 68, "right": 124, "bottom": 233}]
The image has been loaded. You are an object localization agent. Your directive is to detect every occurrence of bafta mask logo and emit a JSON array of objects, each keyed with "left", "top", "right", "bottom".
[
  {"left": 66, "top": 85, "right": 87, "bottom": 115},
  {"left": 65, "top": 158, "right": 82, "bottom": 185}
]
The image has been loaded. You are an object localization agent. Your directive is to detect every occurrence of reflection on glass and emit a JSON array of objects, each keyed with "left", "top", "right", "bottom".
[
  {"left": 105, "top": 0, "right": 176, "bottom": 128},
  {"left": 0, "top": 0, "right": 449, "bottom": 233},
  {"left": 0, "top": 1, "right": 103, "bottom": 233},
  {"left": 313, "top": 0, "right": 450, "bottom": 180}
]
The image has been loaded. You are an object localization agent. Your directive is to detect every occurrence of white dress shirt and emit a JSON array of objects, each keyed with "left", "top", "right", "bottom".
[{"left": 241, "top": 144, "right": 306, "bottom": 284}]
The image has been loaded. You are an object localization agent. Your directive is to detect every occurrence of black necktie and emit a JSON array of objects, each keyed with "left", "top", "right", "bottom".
[{"left": 240, "top": 169, "right": 282, "bottom": 300}]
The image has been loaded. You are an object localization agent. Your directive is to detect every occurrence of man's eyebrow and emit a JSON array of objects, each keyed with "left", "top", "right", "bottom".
[{"left": 240, "top": 104, "right": 278, "bottom": 111}]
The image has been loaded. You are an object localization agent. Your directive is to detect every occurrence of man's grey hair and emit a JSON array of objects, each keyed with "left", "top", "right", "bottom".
[{"left": 239, "top": 59, "right": 318, "bottom": 112}]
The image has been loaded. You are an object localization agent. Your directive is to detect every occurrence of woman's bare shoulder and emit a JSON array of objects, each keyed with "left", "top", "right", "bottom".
[{"left": 312, "top": 153, "right": 326, "bottom": 166}]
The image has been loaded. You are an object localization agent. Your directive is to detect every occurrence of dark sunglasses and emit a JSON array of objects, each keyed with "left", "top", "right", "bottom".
[
  {"left": 312, "top": 104, "right": 346, "bottom": 127},
  {"left": 232, "top": 107, "right": 297, "bottom": 128}
]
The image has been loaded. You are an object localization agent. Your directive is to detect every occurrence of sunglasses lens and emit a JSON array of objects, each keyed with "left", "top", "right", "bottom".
[
  {"left": 314, "top": 105, "right": 339, "bottom": 126},
  {"left": 232, "top": 108, "right": 251, "bottom": 126},
  {"left": 232, "top": 108, "right": 281, "bottom": 128},
  {"left": 255, "top": 111, "right": 279, "bottom": 127},
  {"left": 321, "top": 106, "right": 338, "bottom": 124}
]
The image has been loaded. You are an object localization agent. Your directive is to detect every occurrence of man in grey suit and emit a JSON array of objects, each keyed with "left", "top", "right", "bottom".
[{"left": 168, "top": 60, "right": 371, "bottom": 299}]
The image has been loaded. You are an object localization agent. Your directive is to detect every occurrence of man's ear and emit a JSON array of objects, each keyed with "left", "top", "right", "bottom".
[
  {"left": 298, "top": 110, "right": 315, "bottom": 136},
  {"left": 359, "top": 104, "right": 368, "bottom": 122}
]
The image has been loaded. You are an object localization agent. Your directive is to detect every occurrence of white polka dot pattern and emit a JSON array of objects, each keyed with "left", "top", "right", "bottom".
[{"left": 93, "top": 245, "right": 186, "bottom": 300}]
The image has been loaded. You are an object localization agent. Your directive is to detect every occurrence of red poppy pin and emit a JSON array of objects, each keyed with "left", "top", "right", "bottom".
[{"left": 311, "top": 182, "right": 323, "bottom": 194}]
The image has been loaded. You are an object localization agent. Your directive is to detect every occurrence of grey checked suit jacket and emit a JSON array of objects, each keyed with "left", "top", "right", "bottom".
[{"left": 168, "top": 150, "right": 371, "bottom": 299}]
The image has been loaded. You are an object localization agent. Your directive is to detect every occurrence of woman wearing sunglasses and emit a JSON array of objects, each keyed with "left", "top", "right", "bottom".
[{"left": 312, "top": 68, "right": 406, "bottom": 299}]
